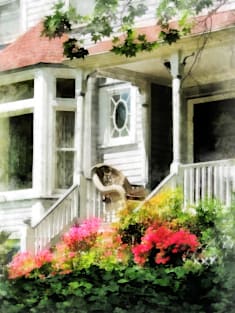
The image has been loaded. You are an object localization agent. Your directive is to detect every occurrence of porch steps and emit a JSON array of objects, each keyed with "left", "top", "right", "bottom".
[
  {"left": 22, "top": 184, "right": 79, "bottom": 254},
  {"left": 23, "top": 159, "right": 235, "bottom": 254}
]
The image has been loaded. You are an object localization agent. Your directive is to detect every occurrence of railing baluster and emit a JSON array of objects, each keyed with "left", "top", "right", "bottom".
[
  {"left": 225, "top": 166, "right": 231, "bottom": 207},
  {"left": 28, "top": 185, "right": 79, "bottom": 253},
  {"left": 207, "top": 166, "right": 212, "bottom": 199},
  {"left": 214, "top": 165, "right": 218, "bottom": 199},
  {"left": 189, "top": 167, "right": 194, "bottom": 205},
  {"left": 219, "top": 166, "right": 224, "bottom": 203},
  {"left": 180, "top": 159, "right": 235, "bottom": 207},
  {"left": 195, "top": 167, "right": 200, "bottom": 205},
  {"left": 201, "top": 166, "right": 206, "bottom": 200}
]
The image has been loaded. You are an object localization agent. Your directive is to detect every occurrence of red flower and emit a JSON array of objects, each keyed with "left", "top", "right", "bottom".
[{"left": 132, "top": 225, "right": 200, "bottom": 266}]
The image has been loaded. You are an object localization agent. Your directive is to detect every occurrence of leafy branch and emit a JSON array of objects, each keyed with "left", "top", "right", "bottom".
[{"left": 42, "top": 0, "right": 229, "bottom": 60}]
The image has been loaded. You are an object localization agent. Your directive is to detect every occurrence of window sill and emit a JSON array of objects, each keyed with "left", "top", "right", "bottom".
[
  {"left": 0, "top": 189, "right": 36, "bottom": 202},
  {"left": 99, "top": 141, "right": 138, "bottom": 151}
]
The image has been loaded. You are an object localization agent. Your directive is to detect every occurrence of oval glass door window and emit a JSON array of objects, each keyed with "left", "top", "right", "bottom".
[{"left": 115, "top": 101, "right": 127, "bottom": 129}]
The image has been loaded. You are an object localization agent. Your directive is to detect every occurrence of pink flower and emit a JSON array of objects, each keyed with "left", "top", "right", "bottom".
[
  {"left": 63, "top": 218, "right": 101, "bottom": 251},
  {"left": 35, "top": 249, "right": 53, "bottom": 267},
  {"left": 8, "top": 251, "right": 37, "bottom": 279}
]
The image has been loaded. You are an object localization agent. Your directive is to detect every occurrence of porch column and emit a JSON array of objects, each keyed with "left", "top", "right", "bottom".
[
  {"left": 74, "top": 69, "right": 85, "bottom": 185},
  {"left": 82, "top": 76, "right": 98, "bottom": 178},
  {"left": 170, "top": 52, "right": 184, "bottom": 173},
  {"left": 33, "top": 69, "right": 53, "bottom": 196}
]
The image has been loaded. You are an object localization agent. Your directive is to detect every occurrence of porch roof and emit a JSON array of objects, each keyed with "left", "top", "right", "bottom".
[
  {"left": 66, "top": 9, "right": 235, "bottom": 88},
  {"left": 0, "top": 8, "right": 235, "bottom": 84}
]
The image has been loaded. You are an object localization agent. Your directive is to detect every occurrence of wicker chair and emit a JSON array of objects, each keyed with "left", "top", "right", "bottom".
[{"left": 91, "top": 163, "right": 147, "bottom": 204}]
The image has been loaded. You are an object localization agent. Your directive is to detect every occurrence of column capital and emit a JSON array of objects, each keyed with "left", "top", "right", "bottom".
[{"left": 169, "top": 51, "right": 184, "bottom": 79}]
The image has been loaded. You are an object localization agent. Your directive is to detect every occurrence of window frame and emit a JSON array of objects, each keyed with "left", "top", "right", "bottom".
[
  {"left": 99, "top": 83, "right": 137, "bottom": 147},
  {"left": 54, "top": 108, "right": 76, "bottom": 190},
  {"left": 0, "top": 104, "right": 34, "bottom": 199}
]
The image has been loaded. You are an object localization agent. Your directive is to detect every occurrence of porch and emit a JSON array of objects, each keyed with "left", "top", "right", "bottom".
[{"left": 23, "top": 158, "right": 235, "bottom": 254}]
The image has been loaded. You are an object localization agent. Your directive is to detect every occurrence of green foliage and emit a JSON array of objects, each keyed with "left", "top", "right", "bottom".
[
  {"left": 42, "top": 2, "right": 72, "bottom": 39},
  {"left": 0, "top": 231, "right": 19, "bottom": 278},
  {"left": 63, "top": 38, "right": 89, "bottom": 59},
  {"left": 111, "top": 29, "right": 158, "bottom": 57},
  {"left": 2, "top": 190, "right": 235, "bottom": 312},
  {"left": 41, "top": 0, "right": 223, "bottom": 59},
  {"left": 2, "top": 260, "right": 235, "bottom": 313}
]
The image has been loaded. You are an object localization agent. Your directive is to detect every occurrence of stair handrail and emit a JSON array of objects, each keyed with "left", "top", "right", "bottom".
[
  {"left": 23, "top": 184, "right": 79, "bottom": 254},
  {"left": 133, "top": 172, "right": 177, "bottom": 212},
  {"left": 32, "top": 184, "right": 79, "bottom": 228}
]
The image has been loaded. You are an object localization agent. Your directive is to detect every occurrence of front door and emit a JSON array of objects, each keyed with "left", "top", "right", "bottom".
[
  {"left": 194, "top": 98, "right": 235, "bottom": 162},
  {"left": 150, "top": 84, "right": 172, "bottom": 188}
]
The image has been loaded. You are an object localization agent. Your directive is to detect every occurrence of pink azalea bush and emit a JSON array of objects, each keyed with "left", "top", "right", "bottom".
[
  {"left": 7, "top": 193, "right": 203, "bottom": 280},
  {"left": 8, "top": 218, "right": 101, "bottom": 279},
  {"left": 8, "top": 249, "right": 53, "bottom": 279},
  {"left": 8, "top": 217, "right": 200, "bottom": 279},
  {"left": 63, "top": 217, "right": 101, "bottom": 251}
]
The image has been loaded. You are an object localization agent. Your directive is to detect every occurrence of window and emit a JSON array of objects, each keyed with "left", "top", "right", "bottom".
[
  {"left": 0, "top": 0, "right": 20, "bottom": 43},
  {"left": 56, "top": 78, "right": 75, "bottom": 98},
  {"left": 0, "top": 113, "right": 33, "bottom": 191},
  {"left": 110, "top": 91, "right": 131, "bottom": 138},
  {"left": 99, "top": 84, "right": 136, "bottom": 146},
  {"left": 69, "top": 0, "right": 95, "bottom": 16},
  {"left": 55, "top": 111, "right": 75, "bottom": 189},
  {"left": 0, "top": 80, "right": 34, "bottom": 104}
]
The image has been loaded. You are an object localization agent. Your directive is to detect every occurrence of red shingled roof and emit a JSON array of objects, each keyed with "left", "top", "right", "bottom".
[
  {"left": 0, "top": 10, "right": 234, "bottom": 72},
  {"left": 0, "top": 22, "right": 67, "bottom": 72}
]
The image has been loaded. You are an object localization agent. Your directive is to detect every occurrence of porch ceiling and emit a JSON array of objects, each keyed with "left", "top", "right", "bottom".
[{"left": 66, "top": 27, "right": 235, "bottom": 88}]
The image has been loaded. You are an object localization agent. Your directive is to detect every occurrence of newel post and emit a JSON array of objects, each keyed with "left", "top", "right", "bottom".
[
  {"left": 20, "top": 223, "right": 35, "bottom": 254},
  {"left": 170, "top": 52, "right": 184, "bottom": 175}
]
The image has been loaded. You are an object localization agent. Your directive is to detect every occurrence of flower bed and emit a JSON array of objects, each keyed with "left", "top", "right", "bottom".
[{"left": 1, "top": 189, "right": 235, "bottom": 313}]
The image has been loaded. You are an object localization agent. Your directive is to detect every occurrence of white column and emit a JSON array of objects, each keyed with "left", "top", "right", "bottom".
[
  {"left": 33, "top": 69, "right": 53, "bottom": 196},
  {"left": 82, "top": 76, "right": 97, "bottom": 178},
  {"left": 170, "top": 52, "right": 184, "bottom": 174},
  {"left": 74, "top": 70, "right": 85, "bottom": 185}
]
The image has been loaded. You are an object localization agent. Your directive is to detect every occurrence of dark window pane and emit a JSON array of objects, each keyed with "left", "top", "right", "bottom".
[
  {"left": 0, "top": 80, "right": 34, "bottom": 104},
  {"left": 55, "top": 111, "right": 75, "bottom": 189},
  {"left": 56, "top": 78, "right": 75, "bottom": 98},
  {"left": 0, "top": 113, "right": 34, "bottom": 191},
  {"left": 56, "top": 151, "right": 74, "bottom": 189},
  {"left": 56, "top": 111, "right": 75, "bottom": 148},
  {"left": 115, "top": 101, "right": 126, "bottom": 129}
]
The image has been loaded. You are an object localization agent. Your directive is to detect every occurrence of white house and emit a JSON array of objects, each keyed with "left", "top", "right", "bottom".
[{"left": 1, "top": 0, "right": 235, "bottom": 253}]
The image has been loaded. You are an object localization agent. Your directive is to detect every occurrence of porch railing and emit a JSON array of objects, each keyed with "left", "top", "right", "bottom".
[
  {"left": 180, "top": 159, "right": 235, "bottom": 207},
  {"left": 134, "top": 172, "right": 177, "bottom": 212},
  {"left": 22, "top": 159, "right": 235, "bottom": 254},
  {"left": 24, "top": 184, "right": 79, "bottom": 254}
]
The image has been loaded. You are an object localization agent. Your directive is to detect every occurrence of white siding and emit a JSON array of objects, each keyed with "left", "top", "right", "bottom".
[
  {"left": 25, "top": 0, "right": 57, "bottom": 29},
  {"left": 100, "top": 85, "right": 147, "bottom": 185},
  {"left": 0, "top": 205, "right": 32, "bottom": 238}
]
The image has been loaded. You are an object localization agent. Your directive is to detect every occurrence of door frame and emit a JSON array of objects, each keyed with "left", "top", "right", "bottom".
[{"left": 187, "top": 91, "right": 235, "bottom": 163}]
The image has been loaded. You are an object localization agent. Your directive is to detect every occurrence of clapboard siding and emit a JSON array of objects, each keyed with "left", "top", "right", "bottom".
[
  {"left": 101, "top": 86, "right": 146, "bottom": 185},
  {"left": 0, "top": 206, "right": 32, "bottom": 238},
  {"left": 25, "top": 0, "right": 57, "bottom": 29},
  {"left": 134, "top": 0, "right": 159, "bottom": 25},
  {"left": 0, "top": 198, "right": 57, "bottom": 238},
  {"left": 24, "top": 0, "right": 158, "bottom": 33}
]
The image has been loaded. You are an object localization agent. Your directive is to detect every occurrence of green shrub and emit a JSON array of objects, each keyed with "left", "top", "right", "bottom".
[{"left": 1, "top": 190, "right": 235, "bottom": 313}]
